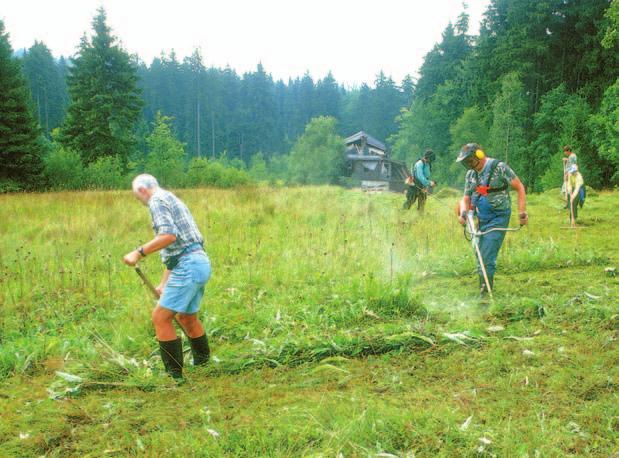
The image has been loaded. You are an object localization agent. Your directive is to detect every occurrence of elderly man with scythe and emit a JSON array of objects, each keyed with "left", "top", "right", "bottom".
[
  {"left": 456, "top": 144, "right": 528, "bottom": 298},
  {"left": 122, "top": 174, "right": 211, "bottom": 379}
]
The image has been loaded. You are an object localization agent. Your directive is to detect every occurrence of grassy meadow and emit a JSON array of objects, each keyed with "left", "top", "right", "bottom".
[{"left": 0, "top": 185, "right": 617, "bottom": 457}]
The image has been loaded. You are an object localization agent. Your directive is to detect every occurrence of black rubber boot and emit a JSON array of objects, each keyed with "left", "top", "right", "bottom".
[
  {"left": 159, "top": 337, "right": 184, "bottom": 379},
  {"left": 189, "top": 334, "right": 210, "bottom": 366}
]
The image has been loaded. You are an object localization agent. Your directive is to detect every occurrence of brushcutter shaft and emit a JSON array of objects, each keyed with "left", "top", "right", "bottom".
[{"left": 466, "top": 210, "right": 494, "bottom": 300}]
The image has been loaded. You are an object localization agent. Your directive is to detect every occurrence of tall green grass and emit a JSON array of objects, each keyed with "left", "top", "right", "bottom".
[
  {"left": 0, "top": 186, "right": 617, "bottom": 456},
  {"left": 0, "top": 187, "right": 616, "bottom": 380}
]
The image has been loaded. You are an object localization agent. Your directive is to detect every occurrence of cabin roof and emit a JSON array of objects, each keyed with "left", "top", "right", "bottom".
[{"left": 344, "top": 131, "right": 387, "bottom": 151}]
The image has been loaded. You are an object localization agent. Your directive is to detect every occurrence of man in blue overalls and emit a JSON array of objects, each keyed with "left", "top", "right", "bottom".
[{"left": 456, "top": 144, "right": 528, "bottom": 296}]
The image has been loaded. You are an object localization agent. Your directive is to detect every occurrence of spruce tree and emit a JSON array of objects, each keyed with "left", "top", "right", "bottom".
[
  {"left": 59, "top": 8, "right": 142, "bottom": 164},
  {"left": 0, "top": 19, "right": 45, "bottom": 189},
  {"left": 21, "top": 41, "right": 68, "bottom": 136},
  {"left": 314, "top": 72, "right": 341, "bottom": 120}
]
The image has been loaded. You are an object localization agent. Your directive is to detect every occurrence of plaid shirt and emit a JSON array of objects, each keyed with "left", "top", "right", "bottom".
[{"left": 148, "top": 188, "right": 204, "bottom": 263}]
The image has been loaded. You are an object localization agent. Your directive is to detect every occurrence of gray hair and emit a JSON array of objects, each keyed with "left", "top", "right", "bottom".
[{"left": 132, "top": 174, "right": 159, "bottom": 192}]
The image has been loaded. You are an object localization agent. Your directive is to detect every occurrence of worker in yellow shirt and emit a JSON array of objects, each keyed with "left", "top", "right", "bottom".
[{"left": 566, "top": 164, "right": 585, "bottom": 225}]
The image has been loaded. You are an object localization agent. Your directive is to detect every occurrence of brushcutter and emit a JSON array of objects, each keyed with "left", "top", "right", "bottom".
[
  {"left": 463, "top": 210, "right": 524, "bottom": 300},
  {"left": 463, "top": 210, "right": 494, "bottom": 300},
  {"left": 134, "top": 265, "right": 160, "bottom": 300}
]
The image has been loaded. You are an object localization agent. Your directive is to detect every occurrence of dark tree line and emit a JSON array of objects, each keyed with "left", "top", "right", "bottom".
[
  {"left": 136, "top": 54, "right": 412, "bottom": 162},
  {"left": 1, "top": 1, "right": 617, "bottom": 191},
  {"left": 7, "top": 9, "right": 412, "bottom": 168}
]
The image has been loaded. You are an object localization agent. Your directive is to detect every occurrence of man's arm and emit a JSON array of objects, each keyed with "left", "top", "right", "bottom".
[
  {"left": 458, "top": 195, "right": 471, "bottom": 225},
  {"left": 415, "top": 161, "right": 431, "bottom": 188},
  {"left": 122, "top": 233, "right": 177, "bottom": 266},
  {"left": 426, "top": 163, "right": 436, "bottom": 188},
  {"left": 142, "top": 233, "right": 177, "bottom": 255},
  {"left": 510, "top": 177, "right": 528, "bottom": 225},
  {"left": 459, "top": 170, "right": 475, "bottom": 225}
]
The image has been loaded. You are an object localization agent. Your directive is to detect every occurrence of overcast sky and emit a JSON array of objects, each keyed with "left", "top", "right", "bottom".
[{"left": 2, "top": 0, "right": 491, "bottom": 87}]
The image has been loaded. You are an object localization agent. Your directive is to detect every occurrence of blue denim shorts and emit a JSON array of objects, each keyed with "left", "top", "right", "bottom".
[{"left": 159, "top": 251, "right": 211, "bottom": 315}]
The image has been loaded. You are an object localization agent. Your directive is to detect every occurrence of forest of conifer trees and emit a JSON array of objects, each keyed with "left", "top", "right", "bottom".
[{"left": 1, "top": 1, "right": 617, "bottom": 192}]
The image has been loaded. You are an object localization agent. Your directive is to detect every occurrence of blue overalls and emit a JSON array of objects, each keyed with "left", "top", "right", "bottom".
[{"left": 471, "top": 161, "right": 511, "bottom": 286}]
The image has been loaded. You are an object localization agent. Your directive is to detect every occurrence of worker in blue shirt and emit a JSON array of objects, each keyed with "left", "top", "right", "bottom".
[{"left": 403, "top": 149, "right": 436, "bottom": 212}]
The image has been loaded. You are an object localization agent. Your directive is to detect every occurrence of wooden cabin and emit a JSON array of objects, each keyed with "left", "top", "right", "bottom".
[{"left": 344, "top": 131, "right": 408, "bottom": 192}]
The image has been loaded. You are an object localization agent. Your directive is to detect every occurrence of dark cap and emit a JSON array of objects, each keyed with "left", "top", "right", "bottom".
[
  {"left": 424, "top": 149, "right": 436, "bottom": 161},
  {"left": 456, "top": 143, "right": 480, "bottom": 163}
]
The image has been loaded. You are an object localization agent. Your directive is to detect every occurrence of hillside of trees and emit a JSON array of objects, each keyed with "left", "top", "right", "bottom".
[
  {"left": 1, "top": 1, "right": 617, "bottom": 192},
  {"left": 390, "top": 0, "right": 618, "bottom": 191}
]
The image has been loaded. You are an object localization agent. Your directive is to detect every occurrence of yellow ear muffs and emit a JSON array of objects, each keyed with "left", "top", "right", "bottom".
[{"left": 475, "top": 149, "right": 485, "bottom": 159}]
